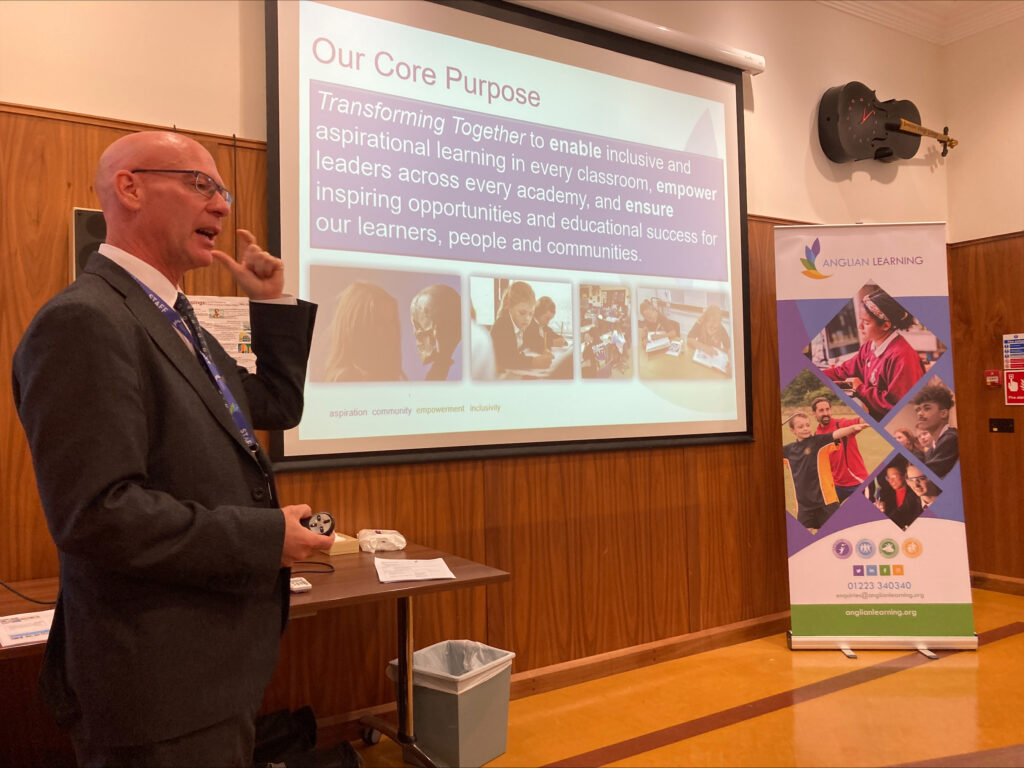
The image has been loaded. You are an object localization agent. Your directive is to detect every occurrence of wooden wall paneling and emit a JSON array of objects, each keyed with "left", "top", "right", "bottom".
[
  {"left": 483, "top": 451, "right": 589, "bottom": 670},
  {"left": 748, "top": 214, "right": 808, "bottom": 608},
  {"left": 274, "top": 459, "right": 488, "bottom": 559},
  {"left": 0, "top": 112, "right": 125, "bottom": 581},
  {"left": 481, "top": 453, "right": 516, "bottom": 667},
  {"left": 481, "top": 448, "right": 693, "bottom": 673},
  {"left": 181, "top": 139, "right": 267, "bottom": 298},
  {"left": 1, "top": 112, "right": 66, "bottom": 582},
  {"left": 948, "top": 233, "right": 1024, "bottom": 580},
  {"left": 682, "top": 218, "right": 789, "bottom": 631},
  {"left": 685, "top": 442, "right": 787, "bottom": 630},
  {"left": 627, "top": 449, "right": 693, "bottom": 641},
  {"left": 573, "top": 449, "right": 692, "bottom": 653},
  {"left": 225, "top": 142, "right": 270, "bottom": 251}
]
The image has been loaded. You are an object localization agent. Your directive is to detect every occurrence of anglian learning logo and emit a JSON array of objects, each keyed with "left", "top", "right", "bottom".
[{"left": 801, "top": 238, "right": 831, "bottom": 280}]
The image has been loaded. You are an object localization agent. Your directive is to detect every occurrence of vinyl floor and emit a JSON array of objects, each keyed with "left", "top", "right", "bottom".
[{"left": 354, "top": 588, "right": 1024, "bottom": 767}]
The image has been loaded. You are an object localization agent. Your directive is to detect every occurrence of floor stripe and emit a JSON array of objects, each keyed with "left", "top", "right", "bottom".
[
  {"left": 891, "top": 743, "right": 1024, "bottom": 767},
  {"left": 543, "top": 623, "right": 1024, "bottom": 768}
]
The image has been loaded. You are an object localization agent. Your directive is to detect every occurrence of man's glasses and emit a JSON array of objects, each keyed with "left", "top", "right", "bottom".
[
  {"left": 906, "top": 475, "right": 929, "bottom": 484},
  {"left": 131, "top": 169, "right": 234, "bottom": 205}
]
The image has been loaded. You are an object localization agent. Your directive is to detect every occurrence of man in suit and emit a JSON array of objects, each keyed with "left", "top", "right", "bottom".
[
  {"left": 12, "top": 131, "right": 334, "bottom": 766},
  {"left": 905, "top": 463, "right": 941, "bottom": 511}
]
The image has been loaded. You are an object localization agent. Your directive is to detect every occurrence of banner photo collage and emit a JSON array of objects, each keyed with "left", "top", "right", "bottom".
[{"left": 774, "top": 223, "right": 976, "bottom": 648}]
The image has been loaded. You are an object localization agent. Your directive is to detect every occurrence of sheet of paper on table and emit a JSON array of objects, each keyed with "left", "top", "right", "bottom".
[
  {"left": 374, "top": 557, "right": 456, "bottom": 583},
  {"left": 0, "top": 609, "right": 54, "bottom": 647}
]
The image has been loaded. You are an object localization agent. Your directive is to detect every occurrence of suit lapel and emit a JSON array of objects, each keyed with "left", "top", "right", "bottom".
[{"left": 87, "top": 258, "right": 254, "bottom": 456}]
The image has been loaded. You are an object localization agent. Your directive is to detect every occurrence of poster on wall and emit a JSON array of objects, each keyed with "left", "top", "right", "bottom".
[{"left": 774, "top": 223, "right": 976, "bottom": 650}]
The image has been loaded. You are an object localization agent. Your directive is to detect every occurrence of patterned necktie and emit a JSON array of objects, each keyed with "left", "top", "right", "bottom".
[{"left": 174, "top": 292, "right": 215, "bottom": 374}]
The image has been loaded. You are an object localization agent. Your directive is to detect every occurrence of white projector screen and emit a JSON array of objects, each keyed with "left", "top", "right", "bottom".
[{"left": 266, "top": 0, "right": 751, "bottom": 467}]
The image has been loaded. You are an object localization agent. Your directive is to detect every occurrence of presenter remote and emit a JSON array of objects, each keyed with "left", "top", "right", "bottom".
[
  {"left": 289, "top": 576, "right": 312, "bottom": 593},
  {"left": 301, "top": 511, "right": 336, "bottom": 536}
]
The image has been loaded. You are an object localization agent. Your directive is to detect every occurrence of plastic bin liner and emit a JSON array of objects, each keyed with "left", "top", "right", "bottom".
[{"left": 387, "top": 639, "right": 515, "bottom": 695}]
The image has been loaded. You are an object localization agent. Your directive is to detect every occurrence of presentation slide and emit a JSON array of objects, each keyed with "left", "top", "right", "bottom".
[{"left": 269, "top": 0, "right": 749, "bottom": 464}]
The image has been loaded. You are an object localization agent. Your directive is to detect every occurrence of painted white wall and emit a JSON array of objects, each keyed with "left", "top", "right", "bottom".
[
  {"left": 589, "top": 1, "right": 949, "bottom": 231},
  {"left": 0, "top": 0, "right": 1016, "bottom": 241},
  {"left": 0, "top": 0, "right": 266, "bottom": 139},
  {"left": 943, "top": 15, "right": 1024, "bottom": 243}
]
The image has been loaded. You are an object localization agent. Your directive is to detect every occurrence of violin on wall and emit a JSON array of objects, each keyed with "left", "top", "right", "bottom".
[{"left": 818, "top": 81, "right": 957, "bottom": 163}]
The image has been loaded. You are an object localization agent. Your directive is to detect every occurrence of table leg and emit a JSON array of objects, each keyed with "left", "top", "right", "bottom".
[
  {"left": 359, "top": 713, "right": 438, "bottom": 768},
  {"left": 397, "top": 596, "right": 414, "bottom": 743},
  {"left": 359, "top": 596, "right": 439, "bottom": 768}
]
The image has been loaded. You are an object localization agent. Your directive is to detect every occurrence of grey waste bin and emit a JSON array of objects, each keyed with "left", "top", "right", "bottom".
[{"left": 388, "top": 639, "right": 515, "bottom": 768}]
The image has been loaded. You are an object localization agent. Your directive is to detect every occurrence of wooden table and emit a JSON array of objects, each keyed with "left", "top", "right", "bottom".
[
  {"left": 295, "top": 545, "right": 509, "bottom": 766},
  {"left": 0, "top": 545, "right": 510, "bottom": 767}
]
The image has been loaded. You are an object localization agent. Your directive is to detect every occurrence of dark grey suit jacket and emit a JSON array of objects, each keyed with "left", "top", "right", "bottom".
[{"left": 12, "top": 255, "right": 316, "bottom": 746}]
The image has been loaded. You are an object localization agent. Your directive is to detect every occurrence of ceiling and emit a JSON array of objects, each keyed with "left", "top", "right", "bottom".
[{"left": 816, "top": 0, "right": 1024, "bottom": 45}]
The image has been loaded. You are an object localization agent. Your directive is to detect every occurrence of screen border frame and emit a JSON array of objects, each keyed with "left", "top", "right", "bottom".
[{"left": 265, "top": 0, "right": 753, "bottom": 470}]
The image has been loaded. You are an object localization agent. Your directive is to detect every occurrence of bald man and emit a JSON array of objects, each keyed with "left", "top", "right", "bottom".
[{"left": 13, "top": 131, "right": 332, "bottom": 766}]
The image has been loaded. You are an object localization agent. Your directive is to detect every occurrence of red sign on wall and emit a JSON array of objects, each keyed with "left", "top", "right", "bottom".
[{"left": 1005, "top": 371, "right": 1024, "bottom": 405}]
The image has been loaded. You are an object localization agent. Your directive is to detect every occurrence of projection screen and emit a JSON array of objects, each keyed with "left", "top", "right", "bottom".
[{"left": 267, "top": 0, "right": 751, "bottom": 467}]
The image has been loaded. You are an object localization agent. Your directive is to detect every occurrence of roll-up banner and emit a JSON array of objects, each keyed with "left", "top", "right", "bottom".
[{"left": 774, "top": 223, "right": 976, "bottom": 650}]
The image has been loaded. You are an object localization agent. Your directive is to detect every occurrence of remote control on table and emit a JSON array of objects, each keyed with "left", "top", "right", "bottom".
[{"left": 289, "top": 576, "right": 312, "bottom": 593}]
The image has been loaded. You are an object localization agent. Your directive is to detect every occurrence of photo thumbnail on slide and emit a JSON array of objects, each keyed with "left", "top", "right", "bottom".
[
  {"left": 308, "top": 264, "right": 463, "bottom": 383},
  {"left": 637, "top": 287, "right": 733, "bottom": 379},
  {"left": 470, "top": 276, "right": 573, "bottom": 381},
  {"left": 579, "top": 284, "right": 632, "bottom": 380}
]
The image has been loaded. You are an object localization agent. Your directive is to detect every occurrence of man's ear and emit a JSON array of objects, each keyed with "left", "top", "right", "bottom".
[{"left": 112, "top": 170, "right": 143, "bottom": 211}]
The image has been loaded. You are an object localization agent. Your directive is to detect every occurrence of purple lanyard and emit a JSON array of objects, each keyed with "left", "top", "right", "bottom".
[{"left": 133, "top": 277, "right": 258, "bottom": 452}]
